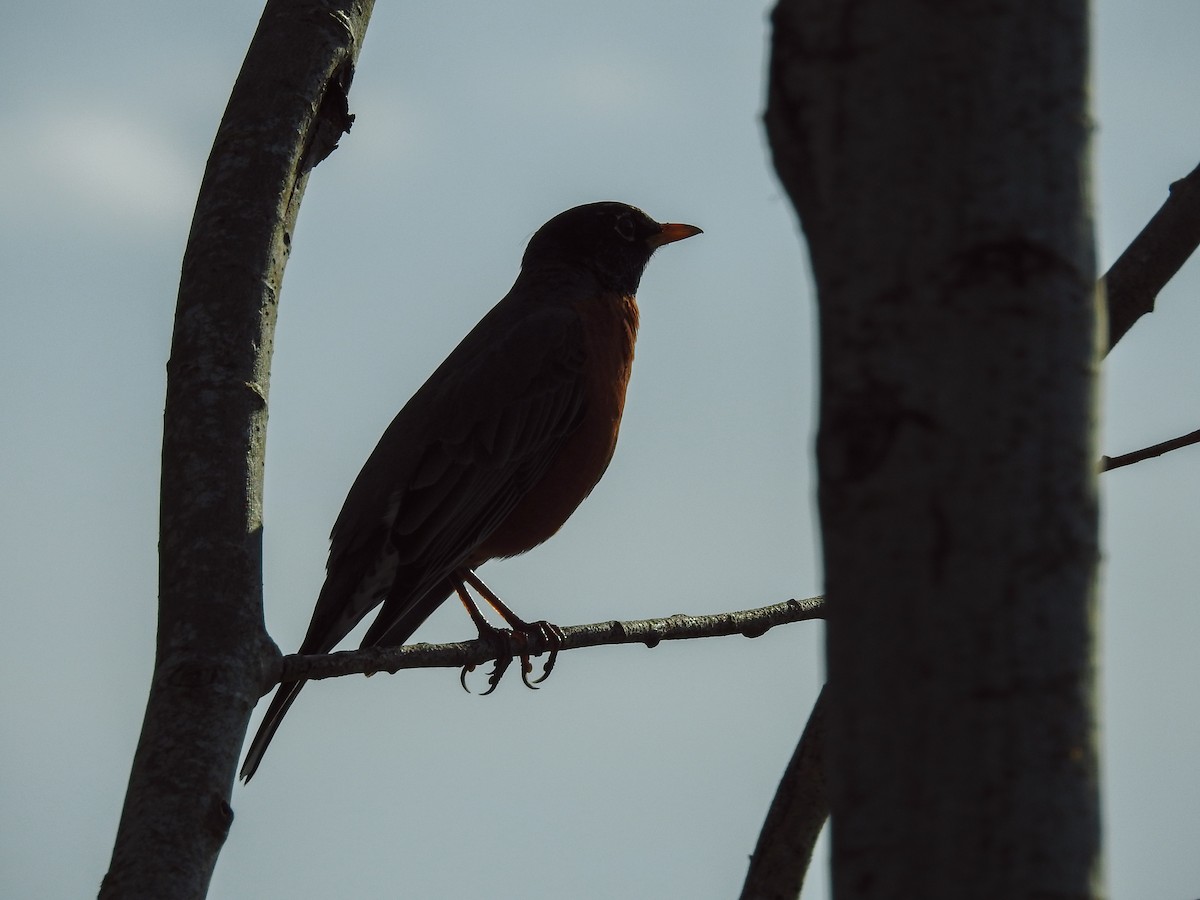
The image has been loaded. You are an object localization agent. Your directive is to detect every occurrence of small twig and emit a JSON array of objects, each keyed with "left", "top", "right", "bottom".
[
  {"left": 1100, "top": 427, "right": 1200, "bottom": 472},
  {"left": 276, "top": 596, "right": 825, "bottom": 686}
]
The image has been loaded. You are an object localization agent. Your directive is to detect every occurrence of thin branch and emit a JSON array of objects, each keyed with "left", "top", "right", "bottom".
[
  {"left": 1094, "top": 164, "right": 1200, "bottom": 471},
  {"left": 1100, "top": 427, "right": 1200, "bottom": 472},
  {"left": 740, "top": 683, "right": 830, "bottom": 900},
  {"left": 1103, "top": 161, "right": 1200, "bottom": 353},
  {"left": 273, "top": 596, "right": 826, "bottom": 687}
]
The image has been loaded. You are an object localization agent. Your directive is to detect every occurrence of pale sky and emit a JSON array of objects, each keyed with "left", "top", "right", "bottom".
[{"left": 2, "top": 2, "right": 1199, "bottom": 898}]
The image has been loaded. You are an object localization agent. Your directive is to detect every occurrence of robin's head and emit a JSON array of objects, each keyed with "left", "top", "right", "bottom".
[{"left": 521, "top": 202, "right": 701, "bottom": 294}]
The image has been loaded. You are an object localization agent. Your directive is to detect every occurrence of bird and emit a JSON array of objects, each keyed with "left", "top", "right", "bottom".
[{"left": 239, "top": 201, "right": 701, "bottom": 782}]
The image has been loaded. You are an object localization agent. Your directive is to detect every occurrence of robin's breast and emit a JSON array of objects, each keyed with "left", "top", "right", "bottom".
[{"left": 473, "top": 292, "right": 640, "bottom": 561}]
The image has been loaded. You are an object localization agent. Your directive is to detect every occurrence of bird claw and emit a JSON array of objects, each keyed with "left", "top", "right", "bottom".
[
  {"left": 521, "top": 620, "right": 564, "bottom": 688},
  {"left": 480, "top": 651, "right": 513, "bottom": 696},
  {"left": 519, "top": 655, "right": 541, "bottom": 690},
  {"left": 459, "top": 654, "right": 511, "bottom": 695},
  {"left": 459, "top": 620, "right": 564, "bottom": 695}
]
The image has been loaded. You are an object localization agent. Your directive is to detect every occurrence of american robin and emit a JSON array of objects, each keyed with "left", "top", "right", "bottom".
[{"left": 239, "top": 202, "right": 701, "bottom": 782}]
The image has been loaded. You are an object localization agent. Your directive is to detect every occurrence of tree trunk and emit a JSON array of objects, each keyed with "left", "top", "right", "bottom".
[
  {"left": 101, "top": 2, "right": 373, "bottom": 897},
  {"left": 766, "top": 2, "right": 1102, "bottom": 897}
]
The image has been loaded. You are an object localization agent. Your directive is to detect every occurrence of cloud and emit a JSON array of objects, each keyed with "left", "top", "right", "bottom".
[
  {"left": 4, "top": 103, "right": 200, "bottom": 230},
  {"left": 557, "top": 56, "right": 671, "bottom": 115}
]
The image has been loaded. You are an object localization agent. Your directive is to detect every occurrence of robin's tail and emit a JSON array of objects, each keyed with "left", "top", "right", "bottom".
[
  {"left": 239, "top": 679, "right": 306, "bottom": 783},
  {"left": 239, "top": 579, "right": 455, "bottom": 782}
]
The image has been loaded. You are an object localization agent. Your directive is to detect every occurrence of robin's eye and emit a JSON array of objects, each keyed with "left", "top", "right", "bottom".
[{"left": 614, "top": 215, "right": 637, "bottom": 242}]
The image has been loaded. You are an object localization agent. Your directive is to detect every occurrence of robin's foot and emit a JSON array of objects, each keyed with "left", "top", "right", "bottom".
[
  {"left": 518, "top": 619, "right": 565, "bottom": 688},
  {"left": 458, "top": 619, "right": 564, "bottom": 695}
]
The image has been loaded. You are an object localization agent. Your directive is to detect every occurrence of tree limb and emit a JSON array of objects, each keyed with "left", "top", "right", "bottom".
[
  {"left": 1094, "top": 164, "right": 1200, "bottom": 470},
  {"left": 726, "top": 156, "right": 1199, "bottom": 900},
  {"left": 734, "top": 28, "right": 1199, "bottom": 900},
  {"left": 766, "top": 1, "right": 1100, "bottom": 896},
  {"left": 102, "top": 2, "right": 375, "bottom": 897},
  {"left": 1103, "top": 161, "right": 1200, "bottom": 352},
  {"left": 1100, "top": 426, "right": 1200, "bottom": 472},
  {"left": 271, "top": 597, "right": 826, "bottom": 687},
  {"left": 739, "top": 684, "right": 829, "bottom": 900}
]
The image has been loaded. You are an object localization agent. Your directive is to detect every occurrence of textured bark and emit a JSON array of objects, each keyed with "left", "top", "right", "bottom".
[
  {"left": 101, "top": 2, "right": 373, "bottom": 897},
  {"left": 765, "top": 2, "right": 1101, "bottom": 898}
]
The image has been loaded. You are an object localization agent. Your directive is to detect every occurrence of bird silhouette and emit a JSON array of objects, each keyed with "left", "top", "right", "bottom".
[{"left": 240, "top": 201, "right": 701, "bottom": 782}]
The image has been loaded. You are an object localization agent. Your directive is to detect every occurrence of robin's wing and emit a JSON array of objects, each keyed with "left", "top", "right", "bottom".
[
  {"left": 305, "top": 300, "right": 588, "bottom": 654},
  {"left": 239, "top": 302, "right": 586, "bottom": 783}
]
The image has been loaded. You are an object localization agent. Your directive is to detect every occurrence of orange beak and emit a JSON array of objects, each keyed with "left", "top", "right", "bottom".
[{"left": 647, "top": 222, "right": 703, "bottom": 248}]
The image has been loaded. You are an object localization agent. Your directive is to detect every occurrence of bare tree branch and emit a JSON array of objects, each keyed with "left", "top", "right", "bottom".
[
  {"left": 1100, "top": 426, "right": 1200, "bottom": 472},
  {"left": 739, "top": 684, "right": 829, "bottom": 900},
  {"left": 1095, "top": 165, "right": 1200, "bottom": 470},
  {"left": 270, "top": 597, "right": 826, "bottom": 687},
  {"left": 102, "top": 2, "right": 375, "bottom": 897},
  {"left": 728, "top": 157, "right": 1200, "bottom": 899},
  {"left": 1104, "top": 161, "right": 1200, "bottom": 352}
]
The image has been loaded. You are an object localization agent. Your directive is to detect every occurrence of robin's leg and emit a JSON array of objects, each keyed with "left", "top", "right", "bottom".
[
  {"left": 453, "top": 569, "right": 563, "bottom": 692},
  {"left": 461, "top": 569, "right": 564, "bottom": 687},
  {"left": 452, "top": 575, "right": 515, "bottom": 695}
]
